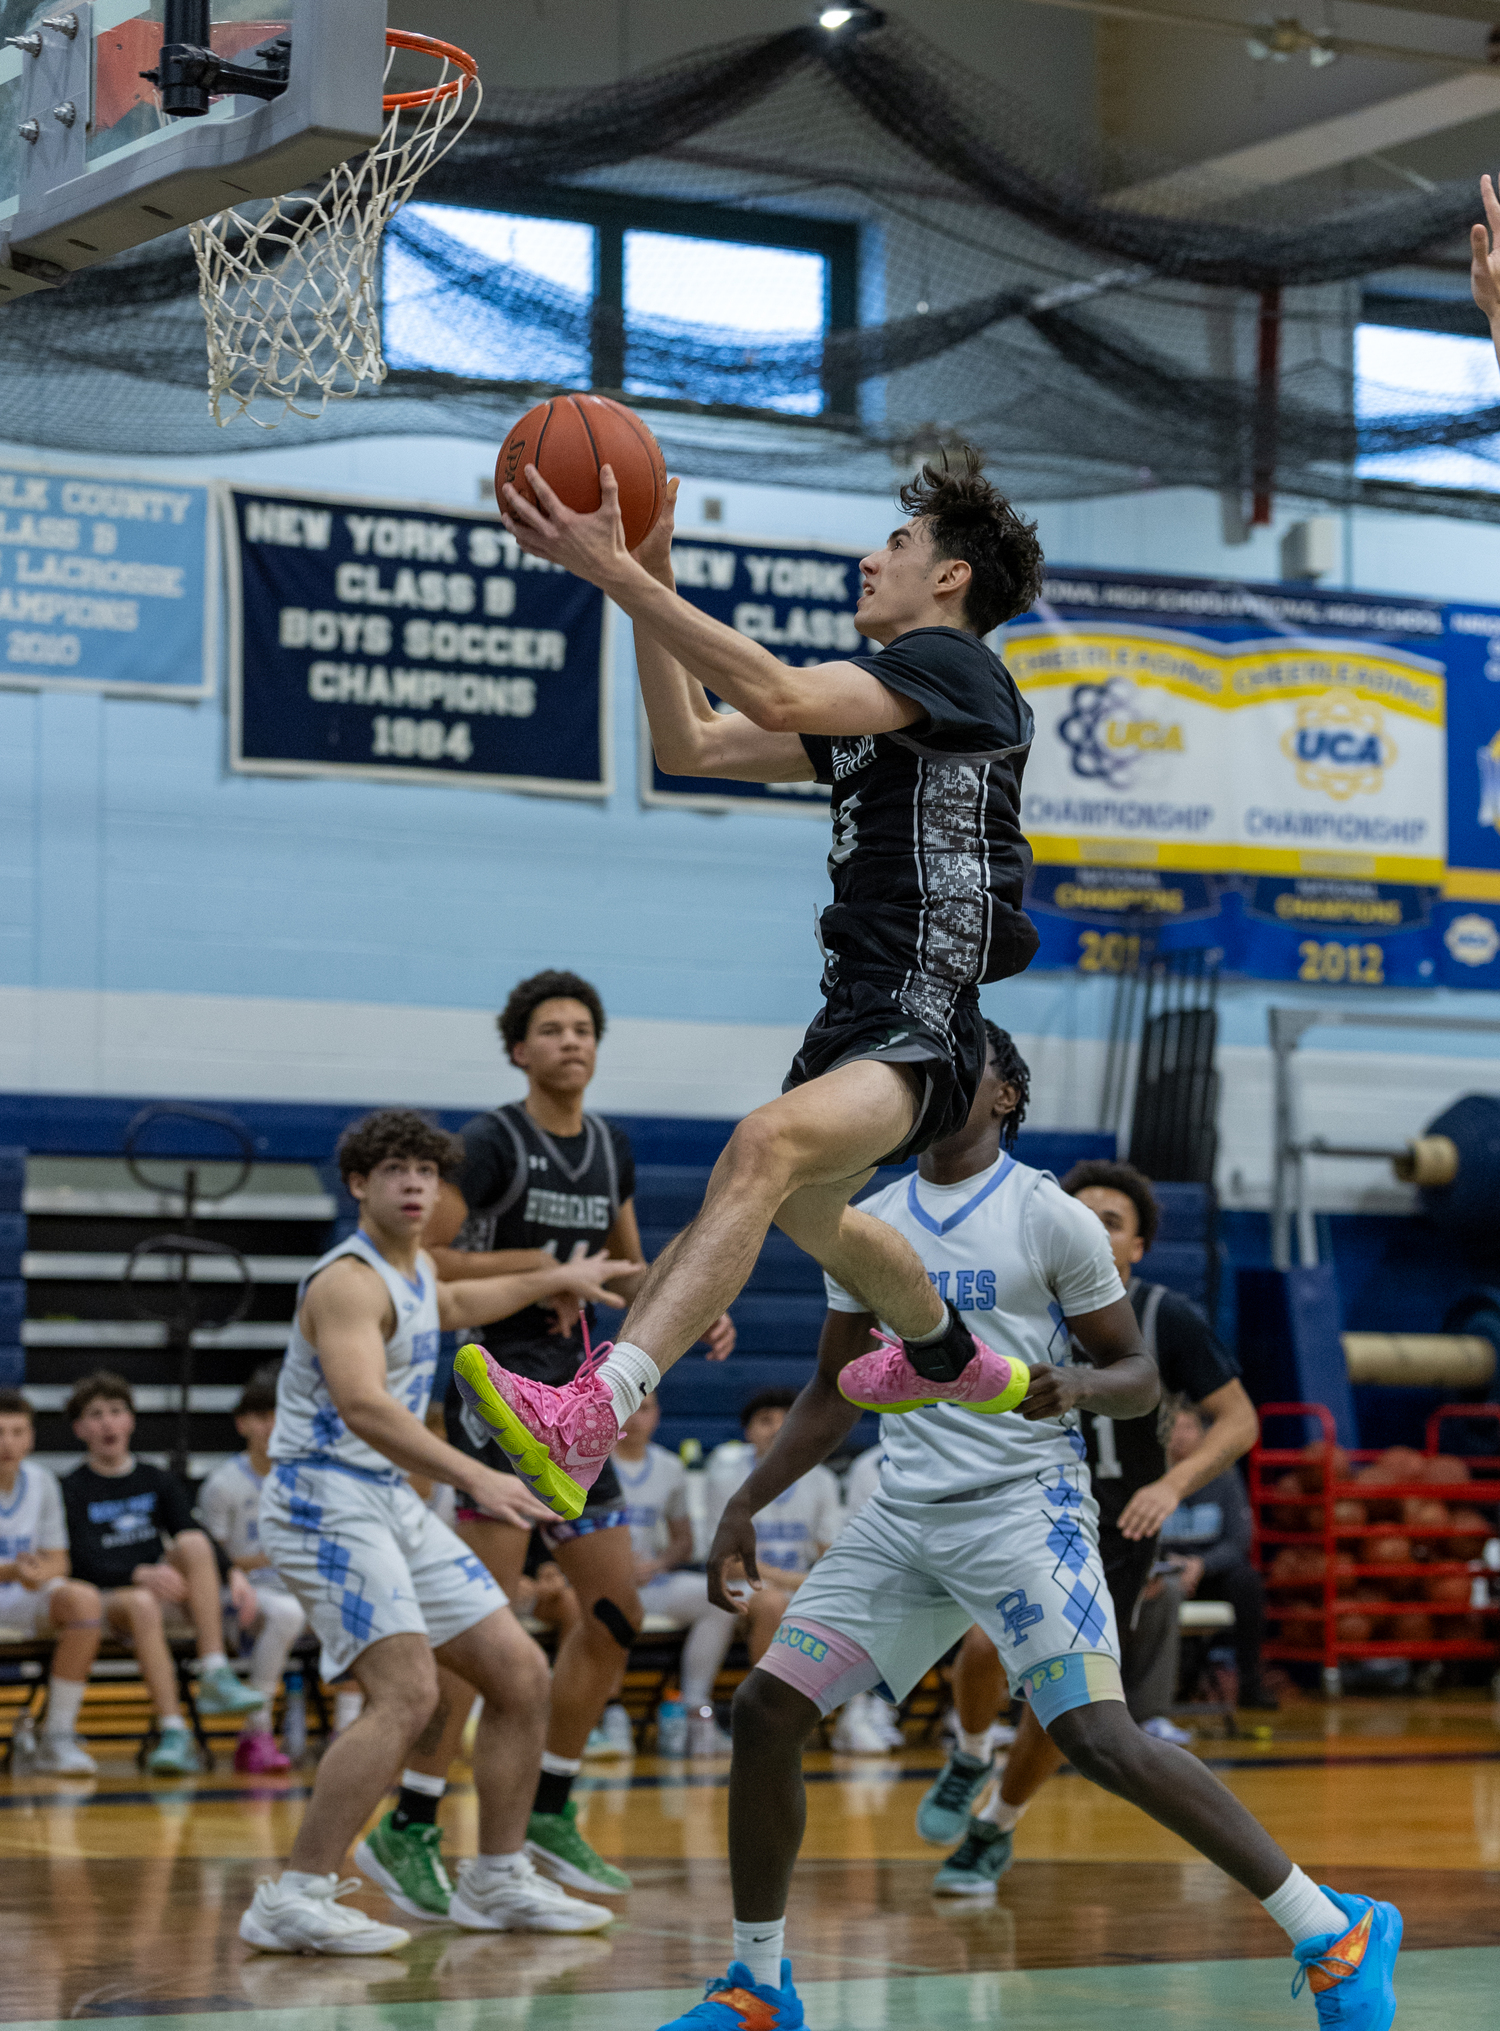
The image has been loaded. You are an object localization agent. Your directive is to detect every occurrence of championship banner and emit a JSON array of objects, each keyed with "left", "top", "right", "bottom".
[
  {"left": 226, "top": 486, "right": 609, "bottom": 797},
  {"left": 1006, "top": 567, "right": 1500, "bottom": 990},
  {"left": 640, "top": 530, "right": 869, "bottom": 813},
  {"left": 0, "top": 460, "right": 213, "bottom": 698}
]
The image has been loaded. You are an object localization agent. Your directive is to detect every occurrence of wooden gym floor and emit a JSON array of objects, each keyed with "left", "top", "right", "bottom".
[{"left": 2, "top": 1693, "right": 1499, "bottom": 2028}]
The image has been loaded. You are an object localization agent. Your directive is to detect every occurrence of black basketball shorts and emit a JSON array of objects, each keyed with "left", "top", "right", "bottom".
[{"left": 782, "top": 974, "right": 988, "bottom": 1167}]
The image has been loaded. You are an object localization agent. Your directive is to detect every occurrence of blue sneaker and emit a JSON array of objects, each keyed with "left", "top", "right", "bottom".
[
  {"left": 1291, "top": 1889, "right": 1401, "bottom": 2030},
  {"left": 915, "top": 1750, "right": 993, "bottom": 1846},
  {"left": 655, "top": 1959, "right": 804, "bottom": 2029},
  {"left": 932, "top": 1818, "right": 1014, "bottom": 1895}
]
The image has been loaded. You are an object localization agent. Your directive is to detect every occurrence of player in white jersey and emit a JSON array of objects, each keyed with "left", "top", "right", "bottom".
[
  {"left": 241, "top": 1109, "right": 637, "bottom": 1959},
  {"left": 656, "top": 1028, "right": 1402, "bottom": 2031},
  {"left": 0, "top": 1389, "right": 101, "bottom": 1774},
  {"left": 613, "top": 1392, "right": 740, "bottom": 1756},
  {"left": 196, "top": 1380, "right": 306, "bottom": 1773}
]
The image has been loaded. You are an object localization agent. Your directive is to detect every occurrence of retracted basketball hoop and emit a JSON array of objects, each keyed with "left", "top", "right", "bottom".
[{"left": 189, "top": 27, "right": 480, "bottom": 426}]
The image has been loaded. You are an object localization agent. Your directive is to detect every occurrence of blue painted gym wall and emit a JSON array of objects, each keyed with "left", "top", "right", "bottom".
[{"left": 2, "top": 425, "right": 1500, "bottom": 1181}]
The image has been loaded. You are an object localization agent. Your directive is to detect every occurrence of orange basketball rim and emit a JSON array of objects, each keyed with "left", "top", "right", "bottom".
[{"left": 384, "top": 28, "right": 479, "bottom": 112}]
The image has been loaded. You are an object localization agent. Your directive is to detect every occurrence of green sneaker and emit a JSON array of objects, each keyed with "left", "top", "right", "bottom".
[
  {"left": 146, "top": 1724, "right": 202, "bottom": 1775},
  {"left": 933, "top": 1818, "right": 1015, "bottom": 1896},
  {"left": 354, "top": 1811, "right": 454, "bottom": 1919},
  {"left": 525, "top": 1800, "right": 632, "bottom": 1894},
  {"left": 195, "top": 1664, "right": 264, "bottom": 1718}
]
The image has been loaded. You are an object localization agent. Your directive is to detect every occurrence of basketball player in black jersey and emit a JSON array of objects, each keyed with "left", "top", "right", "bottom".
[
  {"left": 464, "top": 448, "right": 1045, "bottom": 1520},
  {"left": 420, "top": 969, "right": 734, "bottom": 1896}
]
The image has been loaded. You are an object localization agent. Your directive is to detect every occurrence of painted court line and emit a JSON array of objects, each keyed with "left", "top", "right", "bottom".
[{"left": 4, "top": 1948, "right": 1495, "bottom": 2031}]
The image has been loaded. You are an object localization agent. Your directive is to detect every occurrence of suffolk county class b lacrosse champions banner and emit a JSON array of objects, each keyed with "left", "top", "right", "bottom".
[{"left": 1002, "top": 568, "right": 1500, "bottom": 991}]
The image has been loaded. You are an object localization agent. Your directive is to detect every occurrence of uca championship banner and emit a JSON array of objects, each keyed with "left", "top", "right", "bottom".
[
  {"left": 226, "top": 486, "right": 608, "bottom": 798},
  {"left": 1000, "top": 568, "right": 1500, "bottom": 991},
  {"left": 640, "top": 530, "right": 873, "bottom": 814}
]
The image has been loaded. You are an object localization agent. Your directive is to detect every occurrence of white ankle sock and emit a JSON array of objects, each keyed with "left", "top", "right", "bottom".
[
  {"left": 907, "top": 1310, "right": 948, "bottom": 1347},
  {"left": 979, "top": 1792, "right": 1028, "bottom": 1833},
  {"left": 197, "top": 1651, "right": 227, "bottom": 1673},
  {"left": 44, "top": 1677, "right": 85, "bottom": 1739},
  {"left": 956, "top": 1727, "right": 992, "bottom": 1761},
  {"left": 540, "top": 1749, "right": 582, "bottom": 1777},
  {"left": 279, "top": 1869, "right": 329, "bottom": 1893},
  {"left": 471, "top": 1850, "right": 527, "bottom": 1879},
  {"left": 1261, "top": 1866, "right": 1347, "bottom": 1946},
  {"left": 598, "top": 1341, "right": 660, "bottom": 1425},
  {"left": 733, "top": 1918, "right": 785, "bottom": 1989},
  {"left": 399, "top": 1767, "right": 446, "bottom": 1797}
]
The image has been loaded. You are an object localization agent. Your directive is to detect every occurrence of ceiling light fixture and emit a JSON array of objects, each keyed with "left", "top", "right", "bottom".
[{"left": 817, "top": 3, "right": 885, "bottom": 34}]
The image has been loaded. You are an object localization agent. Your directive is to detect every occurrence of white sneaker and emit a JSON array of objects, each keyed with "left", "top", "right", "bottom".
[
  {"left": 31, "top": 1734, "right": 97, "bottom": 1775},
  {"left": 687, "top": 1711, "right": 733, "bottom": 1757},
  {"left": 831, "top": 1694, "right": 896, "bottom": 1756},
  {"left": 599, "top": 1703, "right": 635, "bottom": 1756},
  {"left": 1140, "top": 1715, "right": 1193, "bottom": 1747},
  {"left": 448, "top": 1854, "right": 614, "bottom": 1934},
  {"left": 868, "top": 1696, "right": 905, "bottom": 1748},
  {"left": 239, "top": 1873, "right": 412, "bottom": 1955}
]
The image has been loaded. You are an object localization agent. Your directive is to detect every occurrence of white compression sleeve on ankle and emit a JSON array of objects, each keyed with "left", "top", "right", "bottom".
[
  {"left": 598, "top": 1341, "right": 660, "bottom": 1425},
  {"left": 733, "top": 1919, "right": 785, "bottom": 1989},
  {"left": 1261, "top": 1867, "right": 1347, "bottom": 1946}
]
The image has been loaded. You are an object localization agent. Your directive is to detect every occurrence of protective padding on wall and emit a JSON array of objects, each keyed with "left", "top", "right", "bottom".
[{"left": 1236, "top": 1265, "right": 1357, "bottom": 1446}]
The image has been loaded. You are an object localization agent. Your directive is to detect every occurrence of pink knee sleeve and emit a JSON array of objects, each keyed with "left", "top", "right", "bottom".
[{"left": 755, "top": 1615, "right": 882, "bottom": 1716}]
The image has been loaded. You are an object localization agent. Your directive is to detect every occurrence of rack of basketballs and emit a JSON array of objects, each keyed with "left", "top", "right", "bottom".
[{"left": 1250, "top": 1404, "right": 1500, "bottom": 1683}]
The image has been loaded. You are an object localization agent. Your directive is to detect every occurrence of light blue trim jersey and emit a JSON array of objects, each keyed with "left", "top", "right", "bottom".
[
  {"left": 270, "top": 1231, "right": 441, "bottom": 1481},
  {"left": 612, "top": 1443, "right": 689, "bottom": 1560},
  {"left": 0, "top": 1461, "right": 68, "bottom": 1624},
  {"left": 825, "top": 1154, "right": 1124, "bottom": 1503}
]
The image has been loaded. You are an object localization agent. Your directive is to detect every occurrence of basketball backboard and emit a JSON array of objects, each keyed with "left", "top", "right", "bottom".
[{"left": 0, "top": 0, "right": 386, "bottom": 301}]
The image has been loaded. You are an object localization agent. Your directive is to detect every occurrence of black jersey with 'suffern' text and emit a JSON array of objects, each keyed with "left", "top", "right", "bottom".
[{"left": 798, "top": 627, "right": 1037, "bottom": 1025}]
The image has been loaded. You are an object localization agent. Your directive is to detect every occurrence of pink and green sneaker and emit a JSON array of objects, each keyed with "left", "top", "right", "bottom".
[
  {"left": 837, "top": 1326, "right": 1030, "bottom": 1417},
  {"left": 452, "top": 1342, "right": 618, "bottom": 1520}
]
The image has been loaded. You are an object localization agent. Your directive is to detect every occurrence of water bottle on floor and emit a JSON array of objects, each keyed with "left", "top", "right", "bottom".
[
  {"left": 656, "top": 1699, "right": 687, "bottom": 1758},
  {"left": 281, "top": 1672, "right": 307, "bottom": 1763}
]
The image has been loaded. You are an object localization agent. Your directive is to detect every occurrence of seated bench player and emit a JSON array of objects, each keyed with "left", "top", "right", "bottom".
[
  {"left": 613, "top": 1392, "right": 740, "bottom": 1757},
  {"left": 62, "top": 1371, "right": 264, "bottom": 1774},
  {"left": 196, "top": 1380, "right": 308, "bottom": 1772},
  {"left": 0, "top": 1387, "right": 102, "bottom": 1774}
]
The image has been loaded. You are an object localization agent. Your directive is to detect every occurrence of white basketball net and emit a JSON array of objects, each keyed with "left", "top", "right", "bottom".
[{"left": 190, "top": 37, "right": 482, "bottom": 428}]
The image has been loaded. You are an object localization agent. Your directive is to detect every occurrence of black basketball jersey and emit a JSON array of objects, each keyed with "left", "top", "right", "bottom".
[
  {"left": 449, "top": 1102, "right": 635, "bottom": 1384},
  {"left": 798, "top": 627, "right": 1038, "bottom": 1023},
  {"left": 1078, "top": 1280, "right": 1240, "bottom": 1528}
]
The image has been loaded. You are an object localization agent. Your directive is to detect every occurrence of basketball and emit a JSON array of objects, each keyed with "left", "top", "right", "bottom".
[{"left": 494, "top": 394, "right": 668, "bottom": 550}]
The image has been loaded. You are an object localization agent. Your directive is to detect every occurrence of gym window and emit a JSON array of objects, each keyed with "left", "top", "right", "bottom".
[
  {"left": 1354, "top": 323, "right": 1500, "bottom": 494},
  {"left": 382, "top": 189, "right": 859, "bottom": 418}
]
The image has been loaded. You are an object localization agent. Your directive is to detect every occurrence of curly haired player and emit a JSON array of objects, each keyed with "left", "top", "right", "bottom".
[{"left": 459, "top": 447, "right": 1052, "bottom": 1515}]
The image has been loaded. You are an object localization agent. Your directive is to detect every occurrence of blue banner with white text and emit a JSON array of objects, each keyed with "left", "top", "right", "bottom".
[
  {"left": 0, "top": 460, "right": 212, "bottom": 696},
  {"left": 227, "top": 486, "right": 608, "bottom": 797}
]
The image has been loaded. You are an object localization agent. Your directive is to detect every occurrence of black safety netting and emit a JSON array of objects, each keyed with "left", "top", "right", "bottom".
[{"left": 2, "top": 13, "right": 1498, "bottom": 519}]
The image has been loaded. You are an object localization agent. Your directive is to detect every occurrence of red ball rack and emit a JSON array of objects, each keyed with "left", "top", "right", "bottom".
[{"left": 1250, "top": 1402, "right": 1500, "bottom": 1689}]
